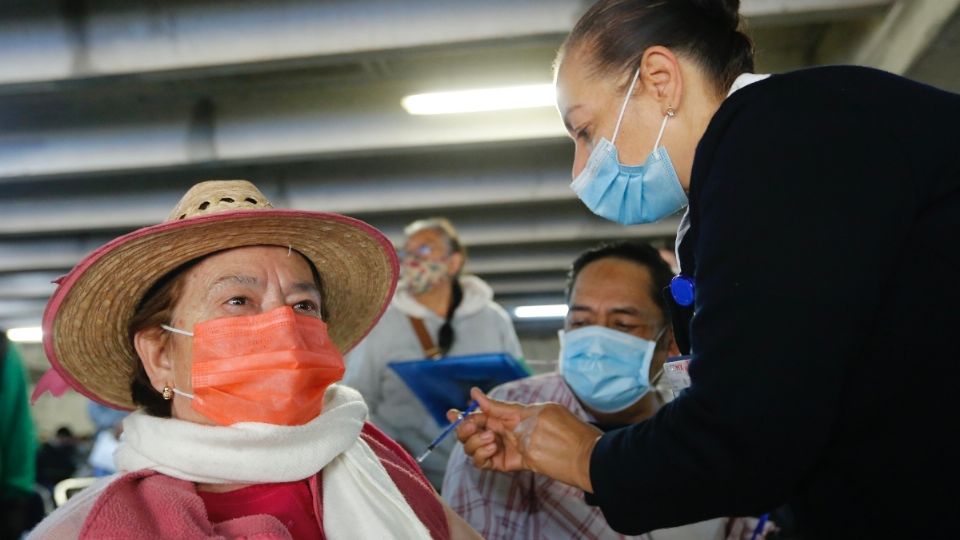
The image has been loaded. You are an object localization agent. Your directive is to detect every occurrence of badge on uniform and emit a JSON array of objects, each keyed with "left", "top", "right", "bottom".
[{"left": 661, "top": 354, "right": 692, "bottom": 399}]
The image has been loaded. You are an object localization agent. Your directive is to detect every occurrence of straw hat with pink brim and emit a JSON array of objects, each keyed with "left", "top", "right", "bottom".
[{"left": 38, "top": 180, "right": 398, "bottom": 410}]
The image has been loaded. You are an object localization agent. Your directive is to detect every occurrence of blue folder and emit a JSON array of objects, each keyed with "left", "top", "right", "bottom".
[{"left": 388, "top": 353, "right": 530, "bottom": 426}]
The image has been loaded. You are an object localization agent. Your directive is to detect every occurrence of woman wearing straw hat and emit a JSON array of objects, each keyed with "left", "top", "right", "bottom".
[{"left": 28, "top": 180, "right": 481, "bottom": 539}]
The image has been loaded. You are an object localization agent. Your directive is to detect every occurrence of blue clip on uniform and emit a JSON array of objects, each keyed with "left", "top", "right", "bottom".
[{"left": 670, "top": 275, "right": 695, "bottom": 307}]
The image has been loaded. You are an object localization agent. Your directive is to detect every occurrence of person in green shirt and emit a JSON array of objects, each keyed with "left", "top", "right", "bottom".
[{"left": 1, "top": 333, "right": 38, "bottom": 539}]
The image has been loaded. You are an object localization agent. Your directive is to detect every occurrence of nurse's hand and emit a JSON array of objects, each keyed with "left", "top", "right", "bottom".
[{"left": 447, "top": 387, "right": 603, "bottom": 493}]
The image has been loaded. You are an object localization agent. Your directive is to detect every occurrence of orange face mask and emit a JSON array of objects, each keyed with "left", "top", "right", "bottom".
[{"left": 162, "top": 306, "right": 344, "bottom": 426}]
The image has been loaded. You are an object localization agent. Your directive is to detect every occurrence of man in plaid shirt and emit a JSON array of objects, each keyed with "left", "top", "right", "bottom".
[{"left": 442, "top": 242, "right": 767, "bottom": 539}]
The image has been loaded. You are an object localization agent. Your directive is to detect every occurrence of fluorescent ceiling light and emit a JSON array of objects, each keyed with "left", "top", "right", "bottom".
[
  {"left": 513, "top": 304, "right": 569, "bottom": 319},
  {"left": 402, "top": 83, "right": 555, "bottom": 115},
  {"left": 6, "top": 326, "right": 42, "bottom": 343}
]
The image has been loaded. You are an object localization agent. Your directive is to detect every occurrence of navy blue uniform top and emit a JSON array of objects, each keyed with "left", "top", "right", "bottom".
[{"left": 588, "top": 66, "right": 960, "bottom": 539}]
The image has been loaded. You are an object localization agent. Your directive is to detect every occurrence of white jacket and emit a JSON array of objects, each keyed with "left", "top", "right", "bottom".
[{"left": 343, "top": 275, "right": 523, "bottom": 488}]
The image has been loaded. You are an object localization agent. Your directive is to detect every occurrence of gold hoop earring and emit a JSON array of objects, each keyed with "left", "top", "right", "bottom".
[{"left": 161, "top": 386, "right": 173, "bottom": 400}]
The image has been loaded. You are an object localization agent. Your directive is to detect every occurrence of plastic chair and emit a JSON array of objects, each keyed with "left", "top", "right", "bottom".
[{"left": 53, "top": 477, "right": 97, "bottom": 507}]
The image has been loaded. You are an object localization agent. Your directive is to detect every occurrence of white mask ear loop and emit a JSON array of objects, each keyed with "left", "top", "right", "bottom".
[
  {"left": 652, "top": 107, "right": 675, "bottom": 155},
  {"left": 161, "top": 324, "right": 193, "bottom": 337},
  {"left": 159, "top": 324, "right": 195, "bottom": 398},
  {"left": 611, "top": 66, "right": 642, "bottom": 144},
  {"left": 649, "top": 325, "right": 671, "bottom": 393},
  {"left": 653, "top": 326, "right": 668, "bottom": 343}
]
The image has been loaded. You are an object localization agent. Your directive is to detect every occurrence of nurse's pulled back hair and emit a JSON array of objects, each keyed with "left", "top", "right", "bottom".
[
  {"left": 404, "top": 217, "right": 465, "bottom": 357},
  {"left": 561, "top": 0, "right": 754, "bottom": 96},
  {"left": 566, "top": 241, "right": 675, "bottom": 322}
]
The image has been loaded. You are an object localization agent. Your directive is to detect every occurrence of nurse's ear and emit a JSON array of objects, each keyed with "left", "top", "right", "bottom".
[
  {"left": 134, "top": 326, "right": 175, "bottom": 393},
  {"left": 637, "top": 45, "right": 684, "bottom": 115}
]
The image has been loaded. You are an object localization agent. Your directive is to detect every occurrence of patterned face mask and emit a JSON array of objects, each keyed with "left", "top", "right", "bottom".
[{"left": 399, "top": 257, "right": 449, "bottom": 294}]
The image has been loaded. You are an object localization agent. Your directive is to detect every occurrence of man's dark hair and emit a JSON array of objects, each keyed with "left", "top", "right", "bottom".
[{"left": 566, "top": 241, "right": 675, "bottom": 318}]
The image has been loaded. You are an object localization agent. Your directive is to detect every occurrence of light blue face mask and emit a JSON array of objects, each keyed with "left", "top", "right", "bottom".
[
  {"left": 570, "top": 67, "right": 688, "bottom": 225},
  {"left": 559, "top": 325, "right": 664, "bottom": 414}
]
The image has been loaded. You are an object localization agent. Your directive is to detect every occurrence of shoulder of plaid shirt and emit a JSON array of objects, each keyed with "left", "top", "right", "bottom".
[{"left": 441, "top": 372, "right": 739, "bottom": 540}]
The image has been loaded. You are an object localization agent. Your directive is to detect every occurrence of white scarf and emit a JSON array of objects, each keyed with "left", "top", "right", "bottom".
[{"left": 114, "top": 385, "right": 432, "bottom": 540}]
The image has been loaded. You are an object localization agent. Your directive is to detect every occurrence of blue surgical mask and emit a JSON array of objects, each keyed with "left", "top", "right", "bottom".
[
  {"left": 559, "top": 325, "right": 663, "bottom": 413},
  {"left": 570, "top": 67, "right": 688, "bottom": 225}
]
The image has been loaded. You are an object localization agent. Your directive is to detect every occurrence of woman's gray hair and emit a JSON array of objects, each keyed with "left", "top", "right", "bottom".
[{"left": 404, "top": 217, "right": 465, "bottom": 259}]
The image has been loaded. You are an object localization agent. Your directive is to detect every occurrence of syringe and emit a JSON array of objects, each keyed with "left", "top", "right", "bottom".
[{"left": 416, "top": 401, "right": 479, "bottom": 463}]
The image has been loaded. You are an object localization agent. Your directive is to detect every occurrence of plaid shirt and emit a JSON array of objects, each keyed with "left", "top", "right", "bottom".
[{"left": 441, "top": 373, "right": 728, "bottom": 540}]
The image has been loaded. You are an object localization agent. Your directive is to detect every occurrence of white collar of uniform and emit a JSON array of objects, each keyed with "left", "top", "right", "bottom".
[
  {"left": 727, "top": 72, "right": 771, "bottom": 97},
  {"left": 673, "top": 73, "right": 771, "bottom": 276}
]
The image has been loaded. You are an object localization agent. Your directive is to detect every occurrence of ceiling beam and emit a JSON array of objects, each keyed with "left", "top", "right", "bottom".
[
  {"left": 0, "top": 272, "right": 63, "bottom": 300},
  {"left": 905, "top": 4, "right": 960, "bottom": 92},
  {"left": 0, "top": 85, "right": 566, "bottom": 180},
  {"left": 0, "top": 151, "right": 581, "bottom": 233},
  {"left": 0, "top": 0, "right": 582, "bottom": 87},
  {"left": 742, "top": 0, "right": 891, "bottom": 25},
  {"left": 850, "top": 0, "right": 960, "bottom": 74},
  {"left": 0, "top": 0, "right": 894, "bottom": 88}
]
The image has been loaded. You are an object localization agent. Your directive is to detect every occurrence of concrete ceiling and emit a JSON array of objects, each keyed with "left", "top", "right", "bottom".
[{"left": 2, "top": 0, "right": 958, "bottom": 337}]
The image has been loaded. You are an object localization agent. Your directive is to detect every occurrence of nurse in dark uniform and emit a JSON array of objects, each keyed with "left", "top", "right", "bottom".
[{"left": 452, "top": 0, "right": 960, "bottom": 538}]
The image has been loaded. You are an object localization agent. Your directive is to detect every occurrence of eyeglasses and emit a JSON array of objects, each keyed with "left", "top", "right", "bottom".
[{"left": 397, "top": 245, "right": 435, "bottom": 260}]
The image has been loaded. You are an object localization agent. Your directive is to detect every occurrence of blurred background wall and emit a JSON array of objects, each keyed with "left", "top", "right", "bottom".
[{"left": 2, "top": 0, "right": 958, "bottom": 438}]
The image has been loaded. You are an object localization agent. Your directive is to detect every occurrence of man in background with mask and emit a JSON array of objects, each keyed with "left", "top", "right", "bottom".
[{"left": 443, "top": 242, "right": 768, "bottom": 539}]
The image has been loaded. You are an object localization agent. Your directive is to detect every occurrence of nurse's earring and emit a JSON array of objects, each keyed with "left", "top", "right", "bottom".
[
  {"left": 653, "top": 107, "right": 677, "bottom": 152},
  {"left": 162, "top": 385, "right": 174, "bottom": 400}
]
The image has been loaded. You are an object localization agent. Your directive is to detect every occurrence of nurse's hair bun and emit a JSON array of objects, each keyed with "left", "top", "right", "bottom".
[
  {"left": 562, "top": 0, "right": 755, "bottom": 97},
  {"left": 689, "top": 0, "right": 742, "bottom": 32}
]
